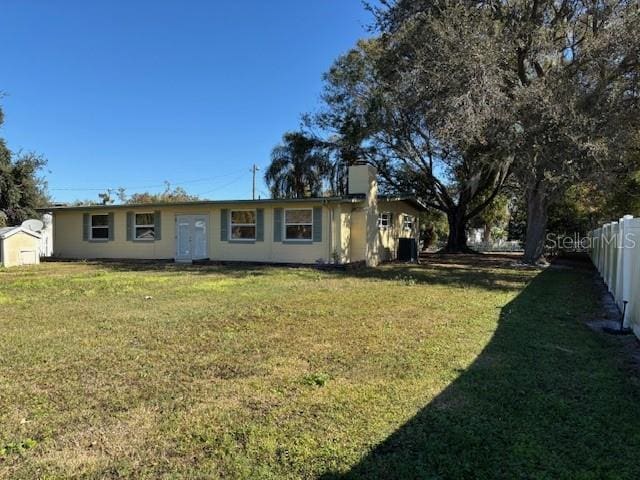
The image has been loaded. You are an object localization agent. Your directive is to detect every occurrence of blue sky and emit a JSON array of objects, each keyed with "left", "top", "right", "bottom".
[{"left": 0, "top": 1, "right": 372, "bottom": 203}]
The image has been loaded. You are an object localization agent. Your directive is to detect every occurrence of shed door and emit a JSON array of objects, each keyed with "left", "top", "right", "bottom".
[{"left": 20, "top": 250, "right": 38, "bottom": 265}]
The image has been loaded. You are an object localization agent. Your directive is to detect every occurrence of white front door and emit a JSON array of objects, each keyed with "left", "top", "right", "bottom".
[{"left": 175, "top": 215, "right": 209, "bottom": 262}]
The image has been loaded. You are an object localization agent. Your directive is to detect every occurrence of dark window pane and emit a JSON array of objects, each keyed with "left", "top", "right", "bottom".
[
  {"left": 135, "top": 213, "right": 154, "bottom": 225},
  {"left": 378, "top": 213, "right": 392, "bottom": 228},
  {"left": 285, "top": 225, "right": 312, "bottom": 240},
  {"left": 135, "top": 227, "right": 155, "bottom": 240},
  {"left": 92, "top": 227, "right": 109, "bottom": 239},
  {"left": 285, "top": 209, "right": 312, "bottom": 224},
  {"left": 231, "top": 226, "right": 256, "bottom": 239},
  {"left": 404, "top": 215, "right": 414, "bottom": 229},
  {"left": 91, "top": 215, "right": 109, "bottom": 227},
  {"left": 231, "top": 210, "right": 256, "bottom": 224}
]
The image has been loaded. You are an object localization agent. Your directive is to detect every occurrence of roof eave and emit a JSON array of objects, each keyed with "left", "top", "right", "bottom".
[
  {"left": 37, "top": 196, "right": 366, "bottom": 212},
  {"left": 0, "top": 227, "right": 42, "bottom": 240},
  {"left": 377, "top": 195, "right": 429, "bottom": 212}
]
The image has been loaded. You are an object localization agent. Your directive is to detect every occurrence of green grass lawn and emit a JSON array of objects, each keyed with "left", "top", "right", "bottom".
[{"left": 1, "top": 258, "right": 639, "bottom": 479}]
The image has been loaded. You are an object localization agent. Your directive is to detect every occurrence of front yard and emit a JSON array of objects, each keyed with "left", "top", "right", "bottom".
[{"left": 1, "top": 258, "right": 639, "bottom": 479}]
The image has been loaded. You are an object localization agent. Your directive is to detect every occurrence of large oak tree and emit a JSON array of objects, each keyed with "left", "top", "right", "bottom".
[
  {"left": 373, "top": 0, "right": 640, "bottom": 263},
  {"left": 317, "top": 37, "right": 513, "bottom": 252}
]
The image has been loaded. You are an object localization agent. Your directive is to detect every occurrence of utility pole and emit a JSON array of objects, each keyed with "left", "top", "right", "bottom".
[{"left": 250, "top": 164, "right": 260, "bottom": 200}]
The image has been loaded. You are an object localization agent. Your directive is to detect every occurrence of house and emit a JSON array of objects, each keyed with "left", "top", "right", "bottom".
[
  {"left": 0, "top": 226, "right": 41, "bottom": 267},
  {"left": 42, "top": 165, "right": 426, "bottom": 266}
]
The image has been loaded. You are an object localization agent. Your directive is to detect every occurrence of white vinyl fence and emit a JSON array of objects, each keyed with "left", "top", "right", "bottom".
[
  {"left": 467, "top": 239, "right": 523, "bottom": 252},
  {"left": 36, "top": 213, "right": 53, "bottom": 258},
  {"left": 589, "top": 215, "right": 640, "bottom": 338}
]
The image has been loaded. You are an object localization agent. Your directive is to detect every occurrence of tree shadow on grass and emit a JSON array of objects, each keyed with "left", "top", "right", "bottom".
[
  {"left": 45, "top": 255, "right": 535, "bottom": 292},
  {"left": 342, "top": 263, "right": 533, "bottom": 292},
  {"left": 320, "top": 267, "right": 640, "bottom": 479}
]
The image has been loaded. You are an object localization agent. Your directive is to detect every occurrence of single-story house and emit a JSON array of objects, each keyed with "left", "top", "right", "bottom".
[
  {"left": 0, "top": 226, "right": 41, "bottom": 267},
  {"left": 42, "top": 165, "right": 426, "bottom": 266}
]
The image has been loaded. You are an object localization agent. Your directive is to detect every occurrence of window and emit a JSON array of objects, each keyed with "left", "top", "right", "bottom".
[
  {"left": 284, "top": 209, "right": 313, "bottom": 240},
  {"left": 230, "top": 210, "right": 256, "bottom": 240},
  {"left": 90, "top": 214, "right": 109, "bottom": 240},
  {"left": 403, "top": 215, "right": 415, "bottom": 230},
  {"left": 378, "top": 212, "right": 392, "bottom": 229},
  {"left": 134, "top": 213, "right": 155, "bottom": 240}
]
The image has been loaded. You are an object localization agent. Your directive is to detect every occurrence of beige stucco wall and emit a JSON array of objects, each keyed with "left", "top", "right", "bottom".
[
  {"left": 375, "top": 201, "right": 420, "bottom": 263},
  {"left": 349, "top": 209, "right": 367, "bottom": 263},
  {"left": 52, "top": 203, "right": 342, "bottom": 264},
  {"left": 1, "top": 232, "right": 40, "bottom": 267},
  {"left": 347, "top": 164, "right": 381, "bottom": 266},
  {"left": 337, "top": 207, "right": 352, "bottom": 264}
]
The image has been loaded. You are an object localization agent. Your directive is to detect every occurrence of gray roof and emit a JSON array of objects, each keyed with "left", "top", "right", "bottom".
[
  {"left": 377, "top": 195, "right": 428, "bottom": 211},
  {"left": 38, "top": 194, "right": 428, "bottom": 212}
]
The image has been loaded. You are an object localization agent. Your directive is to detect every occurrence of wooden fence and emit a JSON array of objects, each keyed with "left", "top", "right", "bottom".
[{"left": 589, "top": 215, "right": 640, "bottom": 338}]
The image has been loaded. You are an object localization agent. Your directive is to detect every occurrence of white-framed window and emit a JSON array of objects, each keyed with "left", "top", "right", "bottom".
[
  {"left": 134, "top": 213, "right": 155, "bottom": 240},
  {"left": 284, "top": 208, "right": 313, "bottom": 241},
  {"left": 230, "top": 209, "right": 256, "bottom": 240},
  {"left": 90, "top": 214, "right": 110, "bottom": 240},
  {"left": 378, "top": 212, "right": 392, "bottom": 229},
  {"left": 403, "top": 215, "right": 415, "bottom": 230}
]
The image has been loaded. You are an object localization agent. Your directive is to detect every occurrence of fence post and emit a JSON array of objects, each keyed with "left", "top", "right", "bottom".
[
  {"left": 616, "top": 217, "right": 626, "bottom": 308},
  {"left": 595, "top": 228, "right": 602, "bottom": 274},
  {"left": 620, "top": 215, "right": 634, "bottom": 327},
  {"left": 596, "top": 227, "right": 602, "bottom": 274},
  {"left": 611, "top": 222, "right": 620, "bottom": 294},
  {"left": 603, "top": 223, "right": 612, "bottom": 290}
]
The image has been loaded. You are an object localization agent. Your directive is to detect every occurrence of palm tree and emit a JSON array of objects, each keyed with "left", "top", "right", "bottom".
[{"left": 265, "top": 132, "right": 333, "bottom": 199}]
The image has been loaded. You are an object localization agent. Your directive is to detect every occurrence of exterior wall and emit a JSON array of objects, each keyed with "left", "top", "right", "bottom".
[
  {"left": 348, "top": 164, "right": 380, "bottom": 266},
  {"left": 1, "top": 232, "right": 40, "bottom": 267},
  {"left": 364, "top": 186, "right": 380, "bottom": 267},
  {"left": 337, "top": 207, "right": 352, "bottom": 264},
  {"left": 349, "top": 209, "right": 367, "bottom": 263},
  {"left": 52, "top": 203, "right": 337, "bottom": 264},
  {"left": 374, "top": 201, "right": 420, "bottom": 263}
]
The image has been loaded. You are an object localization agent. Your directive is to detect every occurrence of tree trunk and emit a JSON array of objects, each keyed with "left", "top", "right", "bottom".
[
  {"left": 483, "top": 223, "right": 492, "bottom": 244},
  {"left": 443, "top": 208, "right": 473, "bottom": 253},
  {"left": 523, "top": 181, "right": 549, "bottom": 264}
]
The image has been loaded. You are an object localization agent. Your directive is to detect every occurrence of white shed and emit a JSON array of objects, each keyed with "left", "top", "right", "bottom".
[{"left": 0, "top": 226, "right": 41, "bottom": 267}]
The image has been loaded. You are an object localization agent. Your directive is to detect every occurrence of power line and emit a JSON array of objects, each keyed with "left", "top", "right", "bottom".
[
  {"left": 196, "top": 172, "right": 247, "bottom": 197},
  {"left": 48, "top": 171, "right": 245, "bottom": 192}
]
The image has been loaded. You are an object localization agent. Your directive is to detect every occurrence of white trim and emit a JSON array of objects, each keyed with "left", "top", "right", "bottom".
[
  {"left": 133, "top": 212, "right": 155, "bottom": 241},
  {"left": 377, "top": 212, "right": 392, "bottom": 229},
  {"left": 90, "top": 213, "right": 110, "bottom": 241},
  {"left": 283, "top": 208, "right": 313, "bottom": 241},
  {"left": 403, "top": 214, "right": 415, "bottom": 230},
  {"left": 229, "top": 209, "right": 257, "bottom": 241},
  {"left": 0, "top": 226, "right": 41, "bottom": 240}
]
